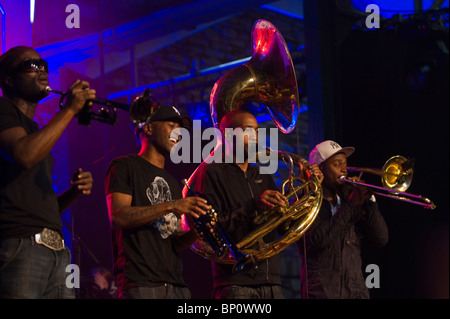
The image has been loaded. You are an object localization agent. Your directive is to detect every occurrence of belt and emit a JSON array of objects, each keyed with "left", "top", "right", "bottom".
[{"left": 34, "top": 228, "right": 65, "bottom": 251}]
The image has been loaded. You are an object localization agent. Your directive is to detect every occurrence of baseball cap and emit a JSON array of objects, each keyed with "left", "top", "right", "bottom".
[
  {"left": 129, "top": 90, "right": 192, "bottom": 130},
  {"left": 148, "top": 104, "right": 192, "bottom": 130},
  {"left": 309, "top": 140, "right": 355, "bottom": 165}
]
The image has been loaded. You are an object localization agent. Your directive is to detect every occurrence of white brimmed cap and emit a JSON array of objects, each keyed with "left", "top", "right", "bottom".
[{"left": 309, "top": 140, "right": 355, "bottom": 165}]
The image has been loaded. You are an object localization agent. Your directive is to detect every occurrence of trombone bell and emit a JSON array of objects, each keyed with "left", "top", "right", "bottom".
[
  {"left": 381, "top": 155, "right": 413, "bottom": 192},
  {"left": 343, "top": 155, "right": 435, "bottom": 210}
]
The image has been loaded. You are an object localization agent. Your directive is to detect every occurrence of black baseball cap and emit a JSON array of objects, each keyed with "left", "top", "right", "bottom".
[
  {"left": 129, "top": 89, "right": 192, "bottom": 130},
  {"left": 149, "top": 104, "right": 192, "bottom": 130}
]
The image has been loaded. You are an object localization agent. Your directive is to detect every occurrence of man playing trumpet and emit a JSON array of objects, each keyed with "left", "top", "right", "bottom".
[{"left": 0, "top": 46, "right": 94, "bottom": 298}]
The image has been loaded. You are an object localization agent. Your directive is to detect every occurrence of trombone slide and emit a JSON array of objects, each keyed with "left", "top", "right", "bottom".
[{"left": 338, "top": 176, "right": 436, "bottom": 210}]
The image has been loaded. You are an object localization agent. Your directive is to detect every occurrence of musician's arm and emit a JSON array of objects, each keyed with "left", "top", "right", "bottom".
[
  {"left": 0, "top": 108, "right": 77, "bottom": 170},
  {"left": 57, "top": 169, "right": 93, "bottom": 214}
]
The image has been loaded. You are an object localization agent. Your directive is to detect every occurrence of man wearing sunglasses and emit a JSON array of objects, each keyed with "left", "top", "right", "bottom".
[{"left": 0, "top": 46, "right": 95, "bottom": 298}]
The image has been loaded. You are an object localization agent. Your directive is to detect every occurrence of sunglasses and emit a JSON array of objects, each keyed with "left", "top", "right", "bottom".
[{"left": 14, "top": 59, "right": 49, "bottom": 73}]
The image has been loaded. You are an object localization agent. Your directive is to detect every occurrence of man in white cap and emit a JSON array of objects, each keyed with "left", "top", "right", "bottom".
[{"left": 297, "top": 140, "right": 388, "bottom": 299}]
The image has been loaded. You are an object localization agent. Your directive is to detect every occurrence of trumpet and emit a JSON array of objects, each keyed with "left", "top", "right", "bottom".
[
  {"left": 339, "top": 155, "right": 436, "bottom": 210},
  {"left": 181, "top": 179, "right": 251, "bottom": 274},
  {"left": 45, "top": 86, "right": 130, "bottom": 126}
]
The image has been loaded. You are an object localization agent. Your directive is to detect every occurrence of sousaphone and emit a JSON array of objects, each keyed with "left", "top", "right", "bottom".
[{"left": 184, "top": 20, "right": 322, "bottom": 272}]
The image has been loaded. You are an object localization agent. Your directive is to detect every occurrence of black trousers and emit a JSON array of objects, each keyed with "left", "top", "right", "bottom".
[{"left": 212, "top": 284, "right": 284, "bottom": 299}]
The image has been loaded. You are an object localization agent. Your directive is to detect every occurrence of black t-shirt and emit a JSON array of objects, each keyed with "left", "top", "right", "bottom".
[
  {"left": 105, "top": 155, "right": 186, "bottom": 292},
  {"left": 0, "top": 97, "right": 61, "bottom": 239}
]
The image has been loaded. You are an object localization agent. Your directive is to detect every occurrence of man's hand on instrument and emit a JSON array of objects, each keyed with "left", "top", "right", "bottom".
[
  {"left": 172, "top": 197, "right": 210, "bottom": 219},
  {"left": 64, "top": 80, "right": 96, "bottom": 114},
  {"left": 348, "top": 176, "right": 371, "bottom": 206},
  {"left": 258, "top": 189, "right": 287, "bottom": 208},
  {"left": 308, "top": 164, "right": 324, "bottom": 184}
]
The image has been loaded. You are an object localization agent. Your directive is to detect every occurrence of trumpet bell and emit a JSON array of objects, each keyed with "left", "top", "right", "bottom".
[{"left": 381, "top": 155, "right": 413, "bottom": 192}]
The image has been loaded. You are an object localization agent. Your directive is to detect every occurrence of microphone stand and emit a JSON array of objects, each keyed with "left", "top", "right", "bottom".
[{"left": 62, "top": 216, "right": 100, "bottom": 299}]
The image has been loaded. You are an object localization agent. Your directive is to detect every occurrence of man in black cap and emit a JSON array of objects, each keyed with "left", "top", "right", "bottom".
[
  {"left": 0, "top": 46, "right": 94, "bottom": 298},
  {"left": 105, "top": 90, "right": 209, "bottom": 299}
]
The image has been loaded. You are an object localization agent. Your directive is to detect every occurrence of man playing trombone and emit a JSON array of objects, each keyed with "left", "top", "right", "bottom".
[{"left": 297, "top": 140, "right": 389, "bottom": 299}]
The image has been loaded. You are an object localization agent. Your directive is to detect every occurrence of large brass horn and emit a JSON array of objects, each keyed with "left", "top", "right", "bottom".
[
  {"left": 183, "top": 20, "right": 322, "bottom": 272},
  {"left": 233, "top": 150, "right": 323, "bottom": 270},
  {"left": 209, "top": 19, "right": 300, "bottom": 133},
  {"left": 185, "top": 150, "right": 322, "bottom": 273}
]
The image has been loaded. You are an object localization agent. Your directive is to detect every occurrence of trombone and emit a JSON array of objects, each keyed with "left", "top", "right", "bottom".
[{"left": 339, "top": 155, "right": 436, "bottom": 210}]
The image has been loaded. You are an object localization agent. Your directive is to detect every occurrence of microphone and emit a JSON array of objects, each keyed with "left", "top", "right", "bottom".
[{"left": 45, "top": 86, "right": 64, "bottom": 95}]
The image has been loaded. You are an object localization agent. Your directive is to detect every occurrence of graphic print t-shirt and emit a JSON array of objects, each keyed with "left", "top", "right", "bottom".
[{"left": 105, "top": 155, "right": 185, "bottom": 290}]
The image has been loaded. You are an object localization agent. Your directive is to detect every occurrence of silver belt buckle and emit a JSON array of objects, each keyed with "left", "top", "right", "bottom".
[{"left": 35, "top": 228, "right": 65, "bottom": 251}]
